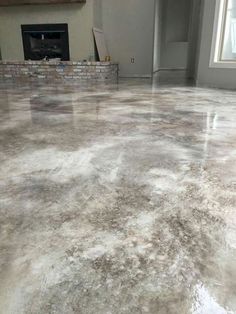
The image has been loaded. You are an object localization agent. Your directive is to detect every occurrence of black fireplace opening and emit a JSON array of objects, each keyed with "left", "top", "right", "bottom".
[{"left": 21, "top": 24, "right": 70, "bottom": 61}]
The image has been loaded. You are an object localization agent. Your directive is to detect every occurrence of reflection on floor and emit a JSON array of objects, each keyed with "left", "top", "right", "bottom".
[{"left": 0, "top": 79, "right": 236, "bottom": 313}]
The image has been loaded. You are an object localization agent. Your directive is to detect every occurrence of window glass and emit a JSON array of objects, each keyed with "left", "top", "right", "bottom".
[{"left": 221, "top": 0, "right": 236, "bottom": 60}]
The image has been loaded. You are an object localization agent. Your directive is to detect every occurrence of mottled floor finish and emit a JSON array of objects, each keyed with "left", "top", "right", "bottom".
[{"left": 1, "top": 80, "right": 236, "bottom": 314}]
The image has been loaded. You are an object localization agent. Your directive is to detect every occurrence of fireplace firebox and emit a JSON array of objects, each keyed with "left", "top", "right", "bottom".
[{"left": 21, "top": 24, "right": 70, "bottom": 61}]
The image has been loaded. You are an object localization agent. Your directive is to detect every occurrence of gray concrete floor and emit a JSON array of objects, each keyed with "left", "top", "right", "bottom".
[{"left": 0, "top": 79, "right": 236, "bottom": 313}]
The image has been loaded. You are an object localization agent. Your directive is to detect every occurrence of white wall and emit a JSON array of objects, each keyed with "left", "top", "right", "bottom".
[
  {"left": 102, "top": 0, "right": 155, "bottom": 77},
  {"left": 0, "top": 1, "right": 94, "bottom": 61},
  {"left": 197, "top": 0, "right": 236, "bottom": 89}
]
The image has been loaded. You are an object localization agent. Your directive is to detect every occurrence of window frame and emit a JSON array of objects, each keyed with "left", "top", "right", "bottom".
[{"left": 210, "top": 0, "right": 236, "bottom": 68}]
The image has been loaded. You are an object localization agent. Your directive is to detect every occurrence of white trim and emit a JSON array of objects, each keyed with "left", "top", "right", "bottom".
[
  {"left": 210, "top": 60, "right": 236, "bottom": 68},
  {"left": 210, "top": 0, "right": 236, "bottom": 68}
]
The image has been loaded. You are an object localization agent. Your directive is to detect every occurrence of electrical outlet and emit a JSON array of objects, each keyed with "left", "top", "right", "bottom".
[{"left": 131, "top": 58, "right": 135, "bottom": 63}]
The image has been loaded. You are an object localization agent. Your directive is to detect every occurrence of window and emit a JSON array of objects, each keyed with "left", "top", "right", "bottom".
[
  {"left": 210, "top": 0, "right": 236, "bottom": 67},
  {"left": 221, "top": 0, "right": 236, "bottom": 60}
]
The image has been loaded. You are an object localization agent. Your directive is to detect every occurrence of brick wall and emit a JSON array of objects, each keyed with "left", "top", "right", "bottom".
[{"left": 0, "top": 61, "right": 119, "bottom": 83}]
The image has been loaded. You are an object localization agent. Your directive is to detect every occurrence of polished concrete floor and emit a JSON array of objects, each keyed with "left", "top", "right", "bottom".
[{"left": 0, "top": 79, "right": 236, "bottom": 314}]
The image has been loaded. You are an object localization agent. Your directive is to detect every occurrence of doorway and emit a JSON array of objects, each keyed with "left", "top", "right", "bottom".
[{"left": 153, "top": 0, "right": 203, "bottom": 84}]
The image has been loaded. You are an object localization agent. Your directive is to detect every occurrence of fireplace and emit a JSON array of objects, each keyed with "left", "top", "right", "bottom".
[{"left": 21, "top": 24, "right": 70, "bottom": 61}]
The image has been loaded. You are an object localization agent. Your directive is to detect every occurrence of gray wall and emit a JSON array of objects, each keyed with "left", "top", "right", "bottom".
[
  {"left": 102, "top": 0, "right": 155, "bottom": 77},
  {"left": 187, "top": 0, "right": 202, "bottom": 79},
  {"left": 93, "top": 0, "right": 103, "bottom": 29},
  {"left": 197, "top": 0, "right": 236, "bottom": 89},
  {"left": 153, "top": 0, "right": 162, "bottom": 72},
  {"left": 0, "top": 1, "right": 94, "bottom": 61}
]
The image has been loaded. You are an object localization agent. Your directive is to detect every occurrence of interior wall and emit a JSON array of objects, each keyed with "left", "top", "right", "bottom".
[
  {"left": 153, "top": 0, "right": 162, "bottom": 72},
  {"left": 187, "top": 0, "right": 202, "bottom": 79},
  {"left": 0, "top": 0, "right": 94, "bottom": 61},
  {"left": 93, "top": 0, "right": 103, "bottom": 29},
  {"left": 197, "top": 0, "right": 236, "bottom": 89},
  {"left": 0, "top": 27, "right": 2, "bottom": 60},
  {"left": 102, "top": 0, "right": 155, "bottom": 77},
  {"left": 159, "top": 0, "right": 192, "bottom": 70}
]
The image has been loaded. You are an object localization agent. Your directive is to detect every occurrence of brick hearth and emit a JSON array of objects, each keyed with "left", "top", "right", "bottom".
[{"left": 0, "top": 60, "right": 119, "bottom": 83}]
